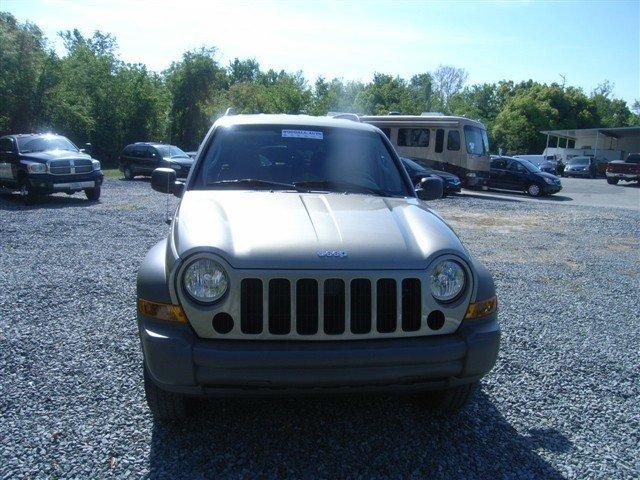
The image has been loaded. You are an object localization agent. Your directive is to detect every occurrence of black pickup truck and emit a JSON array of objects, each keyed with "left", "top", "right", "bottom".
[{"left": 0, "top": 133, "right": 103, "bottom": 204}]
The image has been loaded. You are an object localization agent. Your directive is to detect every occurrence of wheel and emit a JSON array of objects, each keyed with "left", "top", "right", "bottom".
[
  {"left": 123, "top": 166, "right": 135, "bottom": 180},
  {"left": 526, "top": 183, "right": 542, "bottom": 197},
  {"left": 607, "top": 178, "right": 619, "bottom": 185},
  {"left": 84, "top": 187, "right": 101, "bottom": 201},
  {"left": 423, "top": 382, "right": 478, "bottom": 413},
  {"left": 19, "top": 180, "right": 40, "bottom": 205},
  {"left": 143, "top": 363, "right": 188, "bottom": 421}
]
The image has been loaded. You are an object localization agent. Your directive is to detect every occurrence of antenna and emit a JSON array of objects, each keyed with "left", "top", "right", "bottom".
[{"left": 164, "top": 174, "right": 172, "bottom": 225}]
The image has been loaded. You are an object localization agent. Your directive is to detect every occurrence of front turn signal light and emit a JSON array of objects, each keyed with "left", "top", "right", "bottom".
[
  {"left": 138, "top": 299, "right": 188, "bottom": 324},
  {"left": 464, "top": 295, "right": 498, "bottom": 320}
]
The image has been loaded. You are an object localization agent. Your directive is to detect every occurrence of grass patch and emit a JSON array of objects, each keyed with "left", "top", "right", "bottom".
[{"left": 102, "top": 168, "right": 121, "bottom": 179}]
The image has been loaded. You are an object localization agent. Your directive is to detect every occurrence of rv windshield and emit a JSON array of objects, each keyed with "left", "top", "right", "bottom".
[{"left": 464, "top": 126, "right": 489, "bottom": 156}]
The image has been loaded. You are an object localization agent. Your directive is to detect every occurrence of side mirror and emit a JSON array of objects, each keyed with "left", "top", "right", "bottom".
[
  {"left": 151, "top": 168, "right": 183, "bottom": 197},
  {"left": 415, "top": 176, "right": 443, "bottom": 201},
  {"left": 84, "top": 143, "right": 92, "bottom": 154}
]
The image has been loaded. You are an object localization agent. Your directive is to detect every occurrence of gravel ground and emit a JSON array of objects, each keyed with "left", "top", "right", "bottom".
[{"left": 1, "top": 178, "right": 638, "bottom": 479}]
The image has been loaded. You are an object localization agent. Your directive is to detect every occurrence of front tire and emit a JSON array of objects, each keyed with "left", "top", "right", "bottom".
[
  {"left": 526, "top": 183, "right": 542, "bottom": 197},
  {"left": 123, "top": 166, "right": 135, "bottom": 180},
  {"left": 607, "top": 178, "right": 619, "bottom": 185},
  {"left": 19, "top": 180, "right": 40, "bottom": 205},
  {"left": 85, "top": 187, "right": 101, "bottom": 201},
  {"left": 423, "top": 382, "right": 478, "bottom": 413},
  {"left": 143, "top": 364, "right": 188, "bottom": 421}
]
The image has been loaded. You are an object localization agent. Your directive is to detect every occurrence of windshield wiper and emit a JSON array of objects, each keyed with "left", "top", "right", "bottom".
[
  {"left": 207, "top": 179, "right": 303, "bottom": 191},
  {"left": 294, "top": 180, "right": 388, "bottom": 197}
]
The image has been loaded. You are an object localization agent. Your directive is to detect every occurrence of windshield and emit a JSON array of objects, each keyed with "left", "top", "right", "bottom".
[
  {"left": 17, "top": 135, "right": 78, "bottom": 153},
  {"left": 401, "top": 157, "right": 428, "bottom": 174},
  {"left": 464, "top": 126, "right": 489, "bottom": 156},
  {"left": 520, "top": 159, "right": 541, "bottom": 173},
  {"left": 568, "top": 157, "right": 590, "bottom": 165},
  {"left": 192, "top": 125, "right": 411, "bottom": 197},
  {"left": 156, "top": 145, "right": 189, "bottom": 158}
]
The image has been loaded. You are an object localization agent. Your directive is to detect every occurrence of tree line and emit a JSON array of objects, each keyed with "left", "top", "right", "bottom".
[{"left": 2, "top": 12, "right": 638, "bottom": 165}]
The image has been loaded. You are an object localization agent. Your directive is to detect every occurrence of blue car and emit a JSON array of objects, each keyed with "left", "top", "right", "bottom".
[
  {"left": 489, "top": 156, "right": 562, "bottom": 197},
  {"left": 400, "top": 157, "right": 462, "bottom": 196}
]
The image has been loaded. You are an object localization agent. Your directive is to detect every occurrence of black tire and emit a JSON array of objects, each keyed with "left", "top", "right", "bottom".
[
  {"left": 143, "top": 364, "right": 188, "bottom": 421},
  {"left": 19, "top": 180, "right": 40, "bottom": 205},
  {"left": 85, "top": 187, "right": 101, "bottom": 201},
  {"left": 424, "top": 381, "right": 478, "bottom": 413},
  {"left": 607, "top": 178, "right": 619, "bottom": 185},
  {"left": 123, "top": 166, "right": 135, "bottom": 180},
  {"left": 526, "top": 183, "right": 542, "bottom": 197}
]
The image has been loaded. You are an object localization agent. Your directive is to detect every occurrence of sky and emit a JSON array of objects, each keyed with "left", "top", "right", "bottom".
[{"left": 4, "top": 0, "right": 640, "bottom": 105}]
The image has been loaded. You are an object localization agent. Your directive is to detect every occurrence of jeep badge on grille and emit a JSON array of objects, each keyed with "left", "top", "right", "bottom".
[{"left": 317, "top": 250, "right": 348, "bottom": 258}]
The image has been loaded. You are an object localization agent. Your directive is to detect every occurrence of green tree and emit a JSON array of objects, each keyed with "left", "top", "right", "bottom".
[
  {"left": 354, "top": 73, "right": 410, "bottom": 114},
  {"left": 0, "top": 12, "right": 47, "bottom": 133},
  {"left": 165, "top": 47, "right": 228, "bottom": 149},
  {"left": 228, "top": 58, "right": 260, "bottom": 84}
]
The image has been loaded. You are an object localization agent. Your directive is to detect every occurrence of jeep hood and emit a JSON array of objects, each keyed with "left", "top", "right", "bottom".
[{"left": 171, "top": 191, "right": 466, "bottom": 270}]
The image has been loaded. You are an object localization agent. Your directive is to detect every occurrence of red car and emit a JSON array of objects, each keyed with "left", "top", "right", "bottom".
[{"left": 606, "top": 153, "right": 640, "bottom": 185}]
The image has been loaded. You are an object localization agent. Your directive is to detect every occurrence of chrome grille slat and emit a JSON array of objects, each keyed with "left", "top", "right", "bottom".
[
  {"left": 323, "top": 278, "right": 345, "bottom": 335},
  {"left": 350, "top": 278, "right": 371, "bottom": 334},
  {"left": 296, "top": 279, "right": 318, "bottom": 335},
  {"left": 376, "top": 279, "right": 397, "bottom": 333},
  {"left": 268, "top": 279, "right": 291, "bottom": 335}
]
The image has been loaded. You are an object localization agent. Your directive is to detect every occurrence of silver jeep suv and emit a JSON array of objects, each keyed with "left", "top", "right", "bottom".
[{"left": 137, "top": 114, "right": 500, "bottom": 420}]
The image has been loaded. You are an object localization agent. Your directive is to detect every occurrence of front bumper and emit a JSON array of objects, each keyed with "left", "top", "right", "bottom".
[
  {"left": 565, "top": 169, "right": 590, "bottom": 177},
  {"left": 542, "top": 183, "right": 562, "bottom": 194},
  {"left": 445, "top": 182, "right": 462, "bottom": 194},
  {"left": 29, "top": 171, "right": 104, "bottom": 193},
  {"left": 464, "top": 173, "right": 490, "bottom": 187},
  {"left": 606, "top": 171, "right": 639, "bottom": 180},
  {"left": 138, "top": 313, "right": 500, "bottom": 396}
]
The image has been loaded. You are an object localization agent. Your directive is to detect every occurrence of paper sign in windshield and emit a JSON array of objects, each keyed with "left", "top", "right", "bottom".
[{"left": 282, "top": 129, "right": 323, "bottom": 140}]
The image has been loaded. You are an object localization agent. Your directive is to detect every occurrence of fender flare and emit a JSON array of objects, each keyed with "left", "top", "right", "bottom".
[{"left": 137, "top": 239, "right": 172, "bottom": 303}]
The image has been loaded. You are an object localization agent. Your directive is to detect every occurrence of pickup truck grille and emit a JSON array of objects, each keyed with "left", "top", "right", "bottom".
[
  {"left": 239, "top": 277, "right": 422, "bottom": 337},
  {"left": 49, "top": 159, "right": 93, "bottom": 175}
]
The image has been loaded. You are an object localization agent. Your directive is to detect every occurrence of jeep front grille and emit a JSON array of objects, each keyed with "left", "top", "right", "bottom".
[{"left": 240, "top": 277, "right": 423, "bottom": 337}]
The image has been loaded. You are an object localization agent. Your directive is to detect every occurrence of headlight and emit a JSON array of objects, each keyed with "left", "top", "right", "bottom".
[
  {"left": 92, "top": 160, "right": 101, "bottom": 171},
  {"left": 544, "top": 177, "right": 554, "bottom": 184},
  {"left": 466, "top": 172, "right": 476, "bottom": 178},
  {"left": 430, "top": 260, "right": 465, "bottom": 302},
  {"left": 183, "top": 258, "right": 228, "bottom": 304},
  {"left": 27, "top": 163, "right": 47, "bottom": 174}
]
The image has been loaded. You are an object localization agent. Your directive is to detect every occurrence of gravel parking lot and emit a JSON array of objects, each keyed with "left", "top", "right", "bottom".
[{"left": 1, "top": 178, "right": 638, "bottom": 479}]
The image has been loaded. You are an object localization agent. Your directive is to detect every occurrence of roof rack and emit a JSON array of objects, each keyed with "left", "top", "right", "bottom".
[{"left": 224, "top": 107, "right": 237, "bottom": 116}]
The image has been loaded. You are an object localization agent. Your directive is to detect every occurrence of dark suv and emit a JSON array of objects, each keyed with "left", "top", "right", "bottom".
[
  {"left": 118, "top": 143, "right": 193, "bottom": 180},
  {"left": 489, "top": 156, "right": 562, "bottom": 197},
  {"left": 0, "top": 133, "right": 103, "bottom": 204}
]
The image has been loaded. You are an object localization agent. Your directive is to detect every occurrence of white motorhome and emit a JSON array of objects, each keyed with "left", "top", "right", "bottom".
[{"left": 360, "top": 114, "right": 491, "bottom": 187}]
